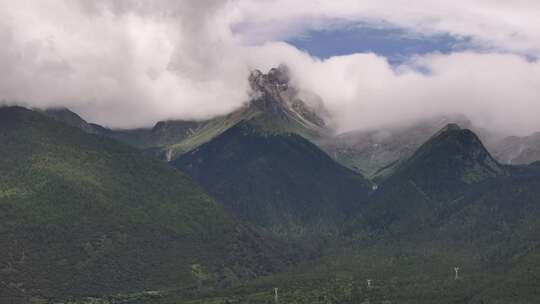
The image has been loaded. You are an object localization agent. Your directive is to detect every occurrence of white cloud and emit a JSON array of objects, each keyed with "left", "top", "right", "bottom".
[
  {"left": 0, "top": 0, "right": 249, "bottom": 127},
  {"left": 285, "top": 52, "right": 540, "bottom": 136},
  {"left": 233, "top": 0, "right": 540, "bottom": 55},
  {"left": 0, "top": 0, "right": 539, "bottom": 136}
]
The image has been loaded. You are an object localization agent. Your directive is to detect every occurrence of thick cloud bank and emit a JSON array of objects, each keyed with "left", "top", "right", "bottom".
[{"left": 0, "top": 0, "right": 539, "bottom": 136}]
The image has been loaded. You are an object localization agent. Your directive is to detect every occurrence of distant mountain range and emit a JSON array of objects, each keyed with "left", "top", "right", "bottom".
[
  {"left": 42, "top": 78, "right": 540, "bottom": 177},
  {"left": 3, "top": 67, "right": 540, "bottom": 303},
  {"left": 488, "top": 132, "right": 540, "bottom": 165}
]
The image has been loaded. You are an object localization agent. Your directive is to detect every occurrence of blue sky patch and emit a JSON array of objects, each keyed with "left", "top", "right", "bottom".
[{"left": 288, "top": 25, "right": 471, "bottom": 65}]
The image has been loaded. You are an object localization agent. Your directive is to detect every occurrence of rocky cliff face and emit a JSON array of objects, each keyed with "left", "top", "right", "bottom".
[{"left": 248, "top": 65, "right": 327, "bottom": 129}]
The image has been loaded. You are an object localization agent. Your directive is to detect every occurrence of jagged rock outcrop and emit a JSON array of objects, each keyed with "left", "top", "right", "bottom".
[{"left": 248, "top": 65, "right": 327, "bottom": 129}]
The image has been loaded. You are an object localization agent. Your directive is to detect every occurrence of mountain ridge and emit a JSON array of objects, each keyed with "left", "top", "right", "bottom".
[
  {"left": 4, "top": 105, "right": 540, "bottom": 303},
  {"left": 174, "top": 118, "right": 372, "bottom": 239},
  {"left": 349, "top": 123, "right": 507, "bottom": 236}
]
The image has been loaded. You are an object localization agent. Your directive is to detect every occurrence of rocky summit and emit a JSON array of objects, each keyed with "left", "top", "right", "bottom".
[{"left": 248, "top": 65, "right": 327, "bottom": 129}]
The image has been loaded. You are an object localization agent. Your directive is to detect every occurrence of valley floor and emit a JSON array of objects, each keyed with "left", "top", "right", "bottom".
[{"left": 55, "top": 244, "right": 540, "bottom": 304}]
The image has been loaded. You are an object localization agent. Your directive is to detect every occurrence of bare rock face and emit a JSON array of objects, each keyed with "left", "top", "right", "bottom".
[
  {"left": 247, "top": 65, "right": 327, "bottom": 129},
  {"left": 249, "top": 65, "right": 290, "bottom": 93}
]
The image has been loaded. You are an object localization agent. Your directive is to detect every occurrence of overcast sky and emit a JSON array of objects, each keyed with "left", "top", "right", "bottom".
[{"left": 1, "top": 0, "right": 540, "bottom": 135}]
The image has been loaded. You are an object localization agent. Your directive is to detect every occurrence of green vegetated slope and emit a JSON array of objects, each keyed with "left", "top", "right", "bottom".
[
  {"left": 41, "top": 107, "right": 101, "bottom": 134},
  {"left": 338, "top": 124, "right": 540, "bottom": 303},
  {"left": 0, "top": 107, "right": 290, "bottom": 303},
  {"left": 161, "top": 125, "right": 540, "bottom": 304},
  {"left": 165, "top": 69, "right": 328, "bottom": 162},
  {"left": 174, "top": 117, "right": 372, "bottom": 239},
  {"left": 42, "top": 107, "right": 208, "bottom": 152},
  {"left": 353, "top": 123, "right": 506, "bottom": 234},
  {"left": 99, "top": 119, "right": 206, "bottom": 151},
  {"left": 5, "top": 103, "right": 540, "bottom": 304},
  {"left": 165, "top": 106, "right": 261, "bottom": 158}
]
